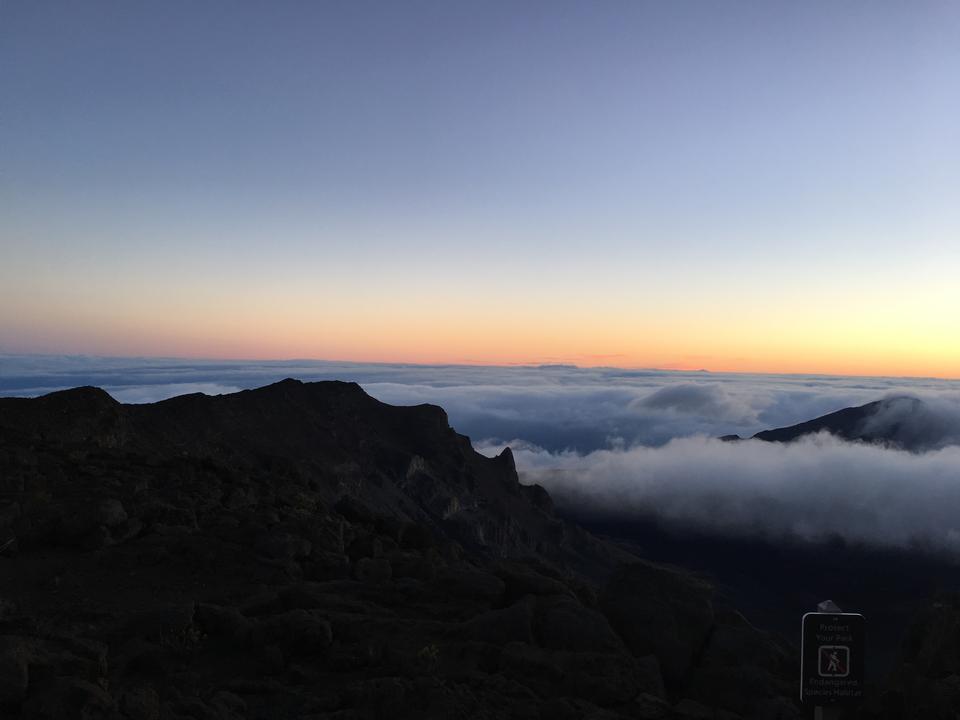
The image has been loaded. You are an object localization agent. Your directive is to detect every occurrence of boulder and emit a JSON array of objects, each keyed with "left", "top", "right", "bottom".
[
  {"left": 0, "top": 597, "right": 17, "bottom": 619},
  {"left": 495, "top": 561, "right": 573, "bottom": 603},
  {"left": 210, "top": 690, "right": 247, "bottom": 719},
  {"left": 434, "top": 565, "right": 505, "bottom": 607},
  {"left": 397, "top": 522, "right": 435, "bottom": 550},
  {"left": 112, "top": 517, "right": 144, "bottom": 544},
  {"left": 137, "top": 500, "right": 196, "bottom": 529},
  {"left": 625, "top": 693, "right": 673, "bottom": 720},
  {"left": 335, "top": 496, "right": 376, "bottom": 526},
  {"left": 556, "top": 651, "right": 656, "bottom": 706},
  {"left": 600, "top": 561, "right": 714, "bottom": 684},
  {"left": 536, "top": 697, "right": 623, "bottom": 719},
  {"left": 249, "top": 610, "right": 333, "bottom": 655},
  {"left": 97, "top": 499, "right": 128, "bottom": 528},
  {"left": 194, "top": 604, "right": 251, "bottom": 646},
  {"left": 347, "top": 677, "right": 409, "bottom": 720},
  {"left": 119, "top": 686, "right": 160, "bottom": 720},
  {"left": 20, "top": 677, "right": 116, "bottom": 720},
  {"left": 453, "top": 597, "right": 535, "bottom": 645},
  {"left": 304, "top": 551, "right": 351, "bottom": 581},
  {"left": 521, "top": 483, "right": 553, "bottom": 513},
  {"left": 752, "top": 697, "right": 801, "bottom": 720},
  {"left": 498, "top": 642, "right": 563, "bottom": 695},
  {"left": 255, "top": 531, "right": 312, "bottom": 561},
  {"left": 684, "top": 610, "right": 794, "bottom": 716},
  {"left": 867, "top": 595, "right": 960, "bottom": 720},
  {"left": 82, "top": 524, "right": 112, "bottom": 551},
  {"left": 673, "top": 698, "right": 715, "bottom": 719},
  {"left": 122, "top": 604, "right": 196, "bottom": 644},
  {"left": 0, "top": 502, "right": 20, "bottom": 529},
  {"left": 347, "top": 534, "right": 383, "bottom": 562},
  {"left": 354, "top": 557, "right": 392, "bottom": 584},
  {"left": 0, "top": 636, "right": 29, "bottom": 706},
  {"left": 534, "top": 594, "right": 624, "bottom": 653},
  {"left": 389, "top": 551, "right": 438, "bottom": 582}
]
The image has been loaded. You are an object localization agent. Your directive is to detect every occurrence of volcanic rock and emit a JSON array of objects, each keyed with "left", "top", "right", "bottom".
[{"left": 0, "top": 380, "right": 804, "bottom": 718}]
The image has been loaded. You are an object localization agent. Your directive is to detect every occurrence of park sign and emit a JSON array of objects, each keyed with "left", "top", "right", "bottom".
[{"left": 800, "top": 612, "right": 865, "bottom": 706}]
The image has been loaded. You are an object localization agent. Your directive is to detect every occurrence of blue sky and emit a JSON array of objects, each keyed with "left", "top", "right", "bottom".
[
  {"left": 6, "top": 1, "right": 956, "bottom": 246},
  {"left": 2, "top": 2, "right": 959, "bottom": 374}
]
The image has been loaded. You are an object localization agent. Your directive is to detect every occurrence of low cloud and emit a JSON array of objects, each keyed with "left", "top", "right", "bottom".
[
  {"left": 476, "top": 435, "right": 960, "bottom": 553},
  {"left": 633, "top": 382, "right": 756, "bottom": 422},
  {"left": 107, "top": 383, "right": 243, "bottom": 404},
  {"left": 858, "top": 395, "right": 960, "bottom": 451}
]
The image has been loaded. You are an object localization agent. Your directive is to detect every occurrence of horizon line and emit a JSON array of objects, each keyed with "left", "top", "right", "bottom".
[{"left": 1, "top": 351, "right": 958, "bottom": 383}]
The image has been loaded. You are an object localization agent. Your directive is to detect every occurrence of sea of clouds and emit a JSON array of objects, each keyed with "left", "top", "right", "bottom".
[{"left": 2, "top": 355, "right": 959, "bottom": 551}]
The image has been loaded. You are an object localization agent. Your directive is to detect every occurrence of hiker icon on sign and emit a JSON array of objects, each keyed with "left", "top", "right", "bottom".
[{"left": 819, "top": 646, "right": 850, "bottom": 677}]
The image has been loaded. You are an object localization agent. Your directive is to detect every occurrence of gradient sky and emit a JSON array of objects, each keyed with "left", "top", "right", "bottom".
[{"left": 2, "top": 1, "right": 958, "bottom": 377}]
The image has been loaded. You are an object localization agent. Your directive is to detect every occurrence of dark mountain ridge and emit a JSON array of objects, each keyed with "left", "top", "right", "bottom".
[
  {"left": 722, "top": 395, "right": 958, "bottom": 452},
  {"left": 0, "top": 380, "right": 801, "bottom": 720},
  {"left": 0, "top": 380, "right": 615, "bottom": 574}
]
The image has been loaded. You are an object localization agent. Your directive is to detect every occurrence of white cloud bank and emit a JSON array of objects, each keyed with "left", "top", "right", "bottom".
[{"left": 476, "top": 434, "right": 960, "bottom": 552}]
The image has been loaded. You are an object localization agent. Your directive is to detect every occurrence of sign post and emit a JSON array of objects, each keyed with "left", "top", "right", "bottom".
[{"left": 801, "top": 610, "right": 865, "bottom": 717}]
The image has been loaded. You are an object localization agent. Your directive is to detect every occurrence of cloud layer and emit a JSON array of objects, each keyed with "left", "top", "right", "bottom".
[
  {"left": 3, "top": 355, "right": 957, "bottom": 450},
  {"left": 475, "top": 434, "right": 960, "bottom": 552}
]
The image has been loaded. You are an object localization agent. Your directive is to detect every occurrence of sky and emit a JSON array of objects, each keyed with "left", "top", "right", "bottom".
[
  {"left": 1, "top": 2, "right": 959, "bottom": 376},
  {"left": 3, "top": 356, "right": 960, "bottom": 550}
]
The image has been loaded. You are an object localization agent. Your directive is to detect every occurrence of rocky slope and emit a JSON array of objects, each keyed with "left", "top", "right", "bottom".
[
  {"left": 0, "top": 380, "right": 802, "bottom": 719},
  {"left": 840, "top": 592, "right": 960, "bottom": 720}
]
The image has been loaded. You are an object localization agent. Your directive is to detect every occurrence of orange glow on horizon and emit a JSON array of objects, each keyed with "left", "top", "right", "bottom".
[
  {"left": 6, "top": 316, "right": 957, "bottom": 381},
  {"left": 3, "top": 267, "right": 958, "bottom": 380}
]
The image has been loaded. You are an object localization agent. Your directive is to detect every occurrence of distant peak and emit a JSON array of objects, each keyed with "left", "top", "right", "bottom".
[
  {"left": 496, "top": 446, "right": 517, "bottom": 472},
  {"left": 255, "top": 378, "right": 365, "bottom": 395},
  {"left": 41, "top": 385, "right": 118, "bottom": 406},
  {"left": 271, "top": 378, "right": 304, "bottom": 387},
  {"left": 749, "top": 394, "right": 954, "bottom": 451}
]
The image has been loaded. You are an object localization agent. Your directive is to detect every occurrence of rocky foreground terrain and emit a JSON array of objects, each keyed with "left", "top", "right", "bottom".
[{"left": 0, "top": 380, "right": 955, "bottom": 719}]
